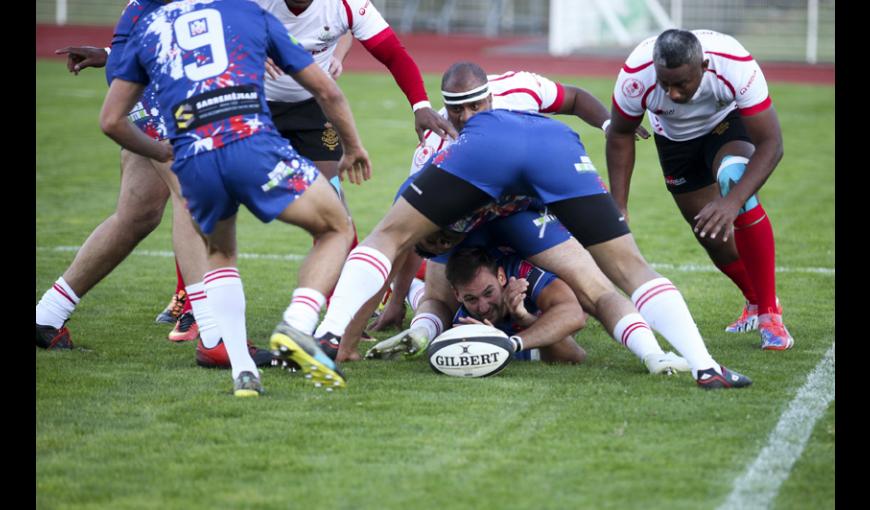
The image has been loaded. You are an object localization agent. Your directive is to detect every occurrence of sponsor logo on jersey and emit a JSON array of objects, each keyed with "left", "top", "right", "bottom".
[
  {"left": 414, "top": 146, "right": 434, "bottom": 168},
  {"left": 739, "top": 69, "right": 757, "bottom": 95},
  {"left": 359, "top": 0, "right": 371, "bottom": 15},
  {"left": 622, "top": 78, "right": 645, "bottom": 98},
  {"left": 172, "top": 85, "right": 263, "bottom": 132},
  {"left": 317, "top": 25, "right": 336, "bottom": 43},
  {"left": 654, "top": 108, "right": 675, "bottom": 115}
]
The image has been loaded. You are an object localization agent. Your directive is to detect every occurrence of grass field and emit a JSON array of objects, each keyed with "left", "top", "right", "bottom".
[{"left": 36, "top": 59, "right": 834, "bottom": 509}]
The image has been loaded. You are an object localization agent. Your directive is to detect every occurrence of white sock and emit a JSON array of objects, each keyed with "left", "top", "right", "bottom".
[
  {"left": 410, "top": 313, "right": 442, "bottom": 340},
  {"left": 314, "top": 246, "right": 392, "bottom": 338},
  {"left": 612, "top": 313, "right": 664, "bottom": 360},
  {"left": 406, "top": 278, "right": 426, "bottom": 311},
  {"left": 187, "top": 282, "right": 221, "bottom": 349},
  {"left": 631, "top": 277, "right": 718, "bottom": 376},
  {"left": 36, "top": 277, "right": 80, "bottom": 329},
  {"left": 203, "top": 268, "right": 256, "bottom": 379},
  {"left": 283, "top": 288, "right": 326, "bottom": 334}
]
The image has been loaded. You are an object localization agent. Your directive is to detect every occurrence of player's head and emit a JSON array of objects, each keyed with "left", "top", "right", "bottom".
[
  {"left": 414, "top": 229, "right": 467, "bottom": 258},
  {"left": 653, "top": 29, "right": 708, "bottom": 104},
  {"left": 446, "top": 247, "right": 508, "bottom": 323},
  {"left": 284, "top": 0, "right": 314, "bottom": 8},
  {"left": 441, "top": 61, "right": 493, "bottom": 131}
]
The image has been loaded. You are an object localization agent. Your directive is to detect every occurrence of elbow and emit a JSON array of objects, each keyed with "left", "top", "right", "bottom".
[{"left": 99, "top": 113, "right": 120, "bottom": 138}]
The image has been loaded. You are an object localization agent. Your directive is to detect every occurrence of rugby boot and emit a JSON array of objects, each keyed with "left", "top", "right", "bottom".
[
  {"left": 269, "top": 322, "right": 346, "bottom": 390},
  {"left": 759, "top": 311, "right": 794, "bottom": 351},
  {"left": 196, "top": 338, "right": 276, "bottom": 368},
  {"left": 725, "top": 302, "right": 758, "bottom": 333},
  {"left": 643, "top": 351, "right": 691, "bottom": 375},
  {"left": 35, "top": 324, "right": 74, "bottom": 350},
  {"left": 364, "top": 327, "right": 430, "bottom": 360},
  {"left": 155, "top": 290, "right": 187, "bottom": 325},
  {"left": 233, "top": 371, "right": 263, "bottom": 398},
  {"left": 695, "top": 365, "right": 752, "bottom": 390},
  {"left": 316, "top": 332, "right": 341, "bottom": 361},
  {"left": 168, "top": 311, "right": 199, "bottom": 342}
]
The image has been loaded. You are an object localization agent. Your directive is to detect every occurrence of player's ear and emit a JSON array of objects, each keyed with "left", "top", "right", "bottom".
[{"left": 497, "top": 267, "right": 507, "bottom": 286}]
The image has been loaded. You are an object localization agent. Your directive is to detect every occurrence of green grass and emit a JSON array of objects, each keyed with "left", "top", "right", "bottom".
[{"left": 35, "top": 60, "right": 834, "bottom": 509}]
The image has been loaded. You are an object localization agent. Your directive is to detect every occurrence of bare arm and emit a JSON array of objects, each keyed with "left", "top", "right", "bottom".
[
  {"left": 99, "top": 79, "right": 172, "bottom": 162},
  {"left": 55, "top": 46, "right": 108, "bottom": 75},
  {"left": 556, "top": 85, "right": 649, "bottom": 139},
  {"left": 693, "top": 107, "right": 783, "bottom": 241},
  {"left": 509, "top": 279, "right": 586, "bottom": 351},
  {"left": 291, "top": 63, "right": 371, "bottom": 184},
  {"left": 328, "top": 32, "right": 353, "bottom": 79},
  {"left": 605, "top": 107, "right": 644, "bottom": 218}
]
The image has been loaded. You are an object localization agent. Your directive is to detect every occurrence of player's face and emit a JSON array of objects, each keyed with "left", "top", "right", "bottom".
[
  {"left": 454, "top": 267, "right": 508, "bottom": 323},
  {"left": 446, "top": 96, "right": 493, "bottom": 131},
  {"left": 416, "top": 230, "right": 466, "bottom": 256},
  {"left": 655, "top": 60, "right": 707, "bottom": 104}
]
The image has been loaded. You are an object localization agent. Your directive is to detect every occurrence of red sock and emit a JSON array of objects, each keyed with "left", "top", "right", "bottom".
[
  {"left": 734, "top": 204, "right": 777, "bottom": 314},
  {"left": 714, "top": 259, "right": 758, "bottom": 304},
  {"left": 175, "top": 258, "right": 192, "bottom": 313}
]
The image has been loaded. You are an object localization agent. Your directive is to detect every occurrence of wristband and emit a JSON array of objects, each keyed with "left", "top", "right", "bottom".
[
  {"left": 104, "top": 46, "right": 111, "bottom": 55},
  {"left": 412, "top": 100, "right": 432, "bottom": 112},
  {"left": 509, "top": 335, "right": 524, "bottom": 352},
  {"left": 601, "top": 119, "right": 611, "bottom": 132}
]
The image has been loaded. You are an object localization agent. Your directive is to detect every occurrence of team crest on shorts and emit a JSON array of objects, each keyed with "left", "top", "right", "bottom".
[{"left": 321, "top": 126, "right": 340, "bottom": 151}]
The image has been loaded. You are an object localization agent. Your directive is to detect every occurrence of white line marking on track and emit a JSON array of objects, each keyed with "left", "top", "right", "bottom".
[
  {"left": 41, "top": 246, "right": 834, "bottom": 275},
  {"left": 718, "top": 344, "right": 835, "bottom": 510}
]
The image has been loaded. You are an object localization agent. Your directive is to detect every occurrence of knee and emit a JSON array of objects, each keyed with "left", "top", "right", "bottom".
[
  {"left": 717, "top": 156, "right": 759, "bottom": 213},
  {"left": 117, "top": 200, "right": 167, "bottom": 237}
]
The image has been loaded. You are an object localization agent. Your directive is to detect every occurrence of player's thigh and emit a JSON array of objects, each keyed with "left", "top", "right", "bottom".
[
  {"left": 118, "top": 148, "right": 170, "bottom": 223},
  {"left": 587, "top": 233, "right": 658, "bottom": 294},
  {"left": 147, "top": 152, "right": 184, "bottom": 198},
  {"left": 671, "top": 184, "right": 723, "bottom": 223},
  {"left": 525, "top": 239, "right": 615, "bottom": 304},
  {"left": 275, "top": 173, "right": 349, "bottom": 236}
]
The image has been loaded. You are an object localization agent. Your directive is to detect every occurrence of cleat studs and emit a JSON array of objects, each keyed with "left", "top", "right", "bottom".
[
  {"left": 304, "top": 373, "right": 313, "bottom": 379},
  {"left": 325, "top": 374, "right": 333, "bottom": 380},
  {"left": 314, "top": 382, "right": 322, "bottom": 388},
  {"left": 326, "top": 387, "right": 333, "bottom": 392}
]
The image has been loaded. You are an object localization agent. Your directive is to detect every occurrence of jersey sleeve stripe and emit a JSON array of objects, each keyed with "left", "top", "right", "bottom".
[
  {"left": 640, "top": 85, "right": 656, "bottom": 111},
  {"left": 341, "top": 0, "right": 354, "bottom": 29},
  {"left": 739, "top": 96, "right": 772, "bottom": 116},
  {"left": 612, "top": 96, "right": 644, "bottom": 120},
  {"left": 704, "top": 51, "right": 753, "bottom": 62},
  {"left": 622, "top": 60, "right": 654, "bottom": 73},
  {"left": 540, "top": 82, "right": 565, "bottom": 113},
  {"left": 494, "top": 88, "right": 542, "bottom": 108},
  {"left": 489, "top": 71, "right": 518, "bottom": 82}
]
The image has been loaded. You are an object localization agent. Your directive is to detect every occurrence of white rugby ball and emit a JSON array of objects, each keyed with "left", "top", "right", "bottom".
[{"left": 427, "top": 324, "right": 513, "bottom": 378}]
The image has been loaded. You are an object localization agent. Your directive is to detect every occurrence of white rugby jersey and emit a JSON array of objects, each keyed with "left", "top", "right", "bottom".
[
  {"left": 253, "top": 0, "right": 389, "bottom": 103},
  {"left": 408, "top": 71, "right": 565, "bottom": 175},
  {"left": 612, "top": 30, "right": 771, "bottom": 142}
]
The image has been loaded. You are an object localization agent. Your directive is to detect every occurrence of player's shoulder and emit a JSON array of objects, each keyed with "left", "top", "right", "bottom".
[
  {"left": 695, "top": 29, "right": 753, "bottom": 60},
  {"left": 622, "top": 35, "right": 657, "bottom": 71}
]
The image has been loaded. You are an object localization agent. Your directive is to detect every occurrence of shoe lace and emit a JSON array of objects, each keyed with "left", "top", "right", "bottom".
[{"left": 176, "top": 312, "right": 195, "bottom": 332}]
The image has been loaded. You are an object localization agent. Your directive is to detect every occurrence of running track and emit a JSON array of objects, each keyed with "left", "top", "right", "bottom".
[{"left": 36, "top": 25, "right": 834, "bottom": 85}]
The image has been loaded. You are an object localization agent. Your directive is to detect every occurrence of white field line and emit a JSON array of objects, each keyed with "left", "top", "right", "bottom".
[
  {"left": 40, "top": 246, "right": 835, "bottom": 275},
  {"left": 718, "top": 344, "right": 835, "bottom": 510}
]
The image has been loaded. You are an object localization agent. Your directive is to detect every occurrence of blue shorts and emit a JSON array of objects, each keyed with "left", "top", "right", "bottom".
[
  {"left": 172, "top": 134, "right": 319, "bottom": 234},
  {"left": 433, "top": 110, "right": 608, "bottom": 203},
  {"left": 431, "top": 210, "right": 571, "bottom": 264}
]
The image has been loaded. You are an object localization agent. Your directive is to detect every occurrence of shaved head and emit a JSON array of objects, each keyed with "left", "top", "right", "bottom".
[{"left": 441, "top": 61, "right": 488, "bottom": 93}]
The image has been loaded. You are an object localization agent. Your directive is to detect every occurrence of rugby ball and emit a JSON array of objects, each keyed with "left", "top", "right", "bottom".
[{"left": 427, "top": 324, "right": 514, "bottom": 378}]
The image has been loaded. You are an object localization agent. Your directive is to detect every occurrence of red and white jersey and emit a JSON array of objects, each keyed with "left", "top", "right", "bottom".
[
  {"left": 253, "top": 0, "right": 388, "bottom": 103},
  {"left": 612, "top": 30, "right": 771, "bottom": 142},
  {"left": 408, "top": 71, "right": 566, "bottom": 175}
]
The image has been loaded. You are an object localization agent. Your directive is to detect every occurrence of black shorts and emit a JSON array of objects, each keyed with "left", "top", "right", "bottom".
[
  {"left": 653, "top": 109, "right": 752, "bottom": 194},
  {"left": 402, "top": 165, "right": 630, "bottom": 247},
  {"left": 267, "top": 98, "right": 343, "bottom": 162}
]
